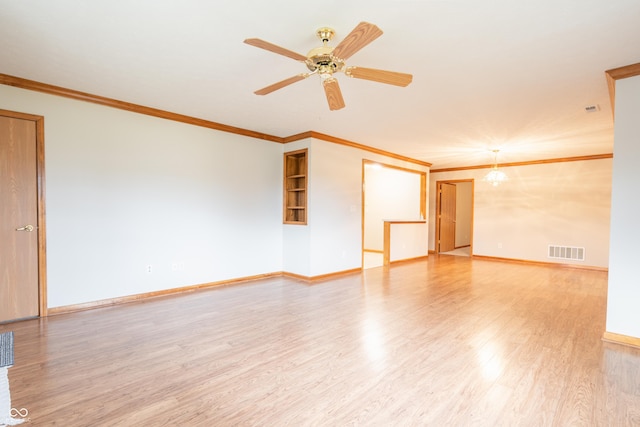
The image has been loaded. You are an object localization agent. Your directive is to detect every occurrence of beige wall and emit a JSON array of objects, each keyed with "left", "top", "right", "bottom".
[{"left": 429, "top": 158, "right": 612, "bottom": 268}]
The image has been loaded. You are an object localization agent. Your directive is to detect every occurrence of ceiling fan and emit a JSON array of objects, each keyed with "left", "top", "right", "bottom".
[{"left": 244, "top": 22, "right": 413, "bottom": 111}]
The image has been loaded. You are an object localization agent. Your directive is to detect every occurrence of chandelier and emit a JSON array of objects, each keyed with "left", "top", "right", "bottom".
[{"left": 483, "top": 149, "right": 508, "bottom": 186}]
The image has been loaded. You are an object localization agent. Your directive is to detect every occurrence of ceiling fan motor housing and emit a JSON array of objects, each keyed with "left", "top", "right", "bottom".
[{"left": 305, "top": 46, "right": 345, "bottom": 75}]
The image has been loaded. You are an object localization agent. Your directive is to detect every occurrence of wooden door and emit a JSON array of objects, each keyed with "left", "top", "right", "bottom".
[
  {"left": 438, "top": 183, "right": 456, "bottom": 253},
  {"left": 0, "top": 112, "right": 43, "bottom": 322}
]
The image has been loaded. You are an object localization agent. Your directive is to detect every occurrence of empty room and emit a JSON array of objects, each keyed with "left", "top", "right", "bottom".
[{"left": 1, "top": 1, "right": 640, "bottom": 425}]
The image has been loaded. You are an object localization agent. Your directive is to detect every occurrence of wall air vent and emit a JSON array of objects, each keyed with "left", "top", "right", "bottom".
[{"left": 548, "top": 245, "right": 585, "bottom": 261}]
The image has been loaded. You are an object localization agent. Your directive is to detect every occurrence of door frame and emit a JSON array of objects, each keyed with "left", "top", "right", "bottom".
[
  {"left": 437, "top": 182, "right": 457, "bottom": 253},
  {"left": 1, "top": 109, "right": 47, "bottom": 317},
  {"left": 434, "top": 179, "right": 474, "bottom": 254}
]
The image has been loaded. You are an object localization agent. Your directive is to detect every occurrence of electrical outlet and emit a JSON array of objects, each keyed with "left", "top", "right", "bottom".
[
  {"left": 497, "top": 243, "right": 503, "bottom": 249},
  {"left": 146, "top": 265, "right": 153, "bottom": 273}
]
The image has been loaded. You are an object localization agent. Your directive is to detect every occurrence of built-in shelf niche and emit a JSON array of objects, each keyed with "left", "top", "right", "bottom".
[{"left": 283, "top": 149, "right": 307, "bottom": 225}]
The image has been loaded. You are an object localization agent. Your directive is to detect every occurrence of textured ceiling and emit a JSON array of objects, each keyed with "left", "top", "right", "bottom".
[{"left": 1, "top": 1, "right": 639, "bottom": 168}]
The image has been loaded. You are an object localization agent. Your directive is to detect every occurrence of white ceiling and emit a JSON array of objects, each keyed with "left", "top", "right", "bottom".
[{"left": 1, "top": 1, "right": 638, "bottom": 169}]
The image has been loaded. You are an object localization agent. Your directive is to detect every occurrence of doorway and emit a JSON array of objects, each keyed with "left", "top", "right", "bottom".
[
  {"left": 0, "top": 109, "right": 47, "bottom": 323},
  {"left": 435, "top": 179, "right": 474, "bottom": 256},
  {"left": 362, "top": 161, "right": 426, "bottom": 268}
]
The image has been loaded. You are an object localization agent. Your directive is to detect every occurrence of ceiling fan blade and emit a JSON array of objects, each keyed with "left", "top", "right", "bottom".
[
  {"left": 244, "top": 38, "right": 307, "bottom": 61},
  {"left": 323, "top": 78, "right": 345, "bottom": 111},
  {"left": 332, "top": 22, "right": 383, "bottom": 60},
  {"left": 345, "top": 66, "right": 413, "bottom": 87},
  {"left": 254, "top": 74, "right": 308, "bottom": 95}
]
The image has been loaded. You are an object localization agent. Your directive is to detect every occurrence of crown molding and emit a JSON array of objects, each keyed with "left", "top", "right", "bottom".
[
  {"left": 0, "top": 73, "right": 432, "bottom": 167},
  {"left": 430, "top": 153, "right": 613, "bottom": 173},
  {"left": 0, "top": 73, "right": 284, "bottom": 143},
  {"left": 284, "top": 131, "right": 432, "bottom": 167},
  {"left": 1, "top": 73, "right": 619, "bottom": 171},
  {"left": 605, "top": 62, "right": 640, "bottom": 117}
]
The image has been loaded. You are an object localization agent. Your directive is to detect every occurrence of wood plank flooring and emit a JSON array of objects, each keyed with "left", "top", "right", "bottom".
[{"left": 2, "top": 255, "right": 639, "bottom": 426}]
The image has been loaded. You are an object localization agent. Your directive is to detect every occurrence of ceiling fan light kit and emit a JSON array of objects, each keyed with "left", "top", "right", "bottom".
[{"left": 244, "top": 22, "right": 413, "bottom": 110}]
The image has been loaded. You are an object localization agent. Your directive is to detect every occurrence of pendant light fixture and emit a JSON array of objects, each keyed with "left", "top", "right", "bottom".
[{"left": 483, "top": 149, "right": 508, "bottom": 186}]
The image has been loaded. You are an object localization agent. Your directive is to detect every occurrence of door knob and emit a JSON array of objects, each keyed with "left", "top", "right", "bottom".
[{"left": 16, "top": 225, "right": 34, "bottom": 232}]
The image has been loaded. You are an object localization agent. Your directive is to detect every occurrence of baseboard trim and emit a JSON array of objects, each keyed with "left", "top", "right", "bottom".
[
  {"left": 48, "top": 267, "right": 362, "bottom": 316},
  {"left": 390, "top": 255, "right": 429, "bottom": 265},
  {"left": 602, "top": 332, "right": 640, "bottom": 349},
  {"left": 471, "top": 255, "right": 608, "bottom": 272},
  {"left": 45, "top": 254, "right": 606, "bottom": 317},
  {"left": 283, "top": 268, "right": 361, "bottom": 282},
  {"left": 47, "top": 272, "right": 284, "bottom": 316}
]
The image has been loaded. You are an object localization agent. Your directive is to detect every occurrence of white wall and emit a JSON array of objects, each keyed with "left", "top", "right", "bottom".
[
  {"left": 364, "top": 165, "right": 422, "bottom": 250},
  {"left": 389, "top": 222, "right": 428, "bottom": 262},
  {"left": 606, "top": 74, "right": 640, "bottom": 339},
  {"left": 282, "top": 139, "right": 312, "bottom": 277},
  {"left": 1, "top": 85, "right": 283, "bottom": 308},
  {"left": 306, "top": 140, "right": 430, "bottom": 277},
  {"left": 430, "top": 159, "right": 612, "bottom": 268},
  {"left": 307, "top": 142, "right": 363, "bottom": 276},
  {"left": 1, "top": 84, "right": 432, "bottom": 301}
]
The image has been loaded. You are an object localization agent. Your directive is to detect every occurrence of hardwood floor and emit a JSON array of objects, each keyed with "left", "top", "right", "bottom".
[{"left": 2, "top": 255, "right": 639, "bottom": 426}]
